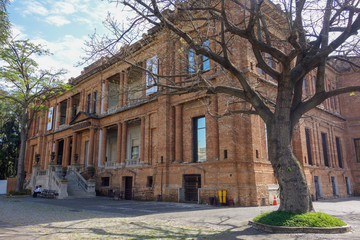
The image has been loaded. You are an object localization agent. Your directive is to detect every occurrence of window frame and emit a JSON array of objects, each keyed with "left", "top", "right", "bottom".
[
  {"left": 187, "top": 48, "right": 196, "bottom": 74},
  {"left": 192, "top": 116, "right": 206, "bottom": 163},
  {"left": 354, "top": 138, "right": 360, "bottom": 163},
  {"left": 59, "top": 100, "right": 67, "bottom": 125},
  {"left": 321, "top": 132, "right": 330, "bottom": 167},
  {"left": 146, "top": 56, "right": 158, "bottom": 95},
  {"left": 305, "top": 128, "right": 313, "bottom": 165},
  {"left": 126, "top": 124, "right": 141, "bottom": 160},
  {"left": 335, "top": 137, "right": 343, "bottom": 168},
  {"left": 201, "top": 40, "right": 210, "bottom": 72},
  {"left": 93, "top": 91, "right": 97, "bottom": 113},
  {"left": 87, "top": 93, "right": 91, "bottom": 113}
]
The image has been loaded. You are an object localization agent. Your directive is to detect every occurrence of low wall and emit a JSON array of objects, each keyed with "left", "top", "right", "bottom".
[{"left": 6, "top": 177, "right": 16, "bottom": 193}]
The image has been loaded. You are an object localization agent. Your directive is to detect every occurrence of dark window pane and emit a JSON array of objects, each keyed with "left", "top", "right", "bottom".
[
  {"left": 93, "top": 91, "right": 97, "bottom": 113},
  {"left": 321, "top": 133, "right": 329, "bottom": 167},
  {"left": 354, "top": 138, "right": 360, "bottom": 163},
  {"left": 336, "top": 137, "right": 343, "bottom": 168},
  {"left": 305, "top": 128, "right": 313, "bottom": 165},
  {"left": 87, "top": 94, "right": 91, "bottom": 113}
]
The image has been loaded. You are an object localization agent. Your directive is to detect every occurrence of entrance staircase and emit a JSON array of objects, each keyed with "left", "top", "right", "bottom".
[
  {"left": 66, "top": 171, "right": 96, "bottom": 198},
  {"left": 30, "top": 164, "right": 96, "bottom": 199}
]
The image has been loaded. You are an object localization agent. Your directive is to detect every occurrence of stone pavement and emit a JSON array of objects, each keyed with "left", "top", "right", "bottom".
[{"left": 0, "top": 195, "right": 359, "bottom": 239}]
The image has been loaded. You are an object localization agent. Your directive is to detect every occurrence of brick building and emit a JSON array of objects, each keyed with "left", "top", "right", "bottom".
[{"left": 25, "top": 3, "right": 360, "bottom": 206}]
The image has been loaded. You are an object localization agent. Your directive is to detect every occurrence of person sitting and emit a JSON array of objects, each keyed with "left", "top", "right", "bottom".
[{"left": 33, "top": 186, "right": 42, "bottom": 198}]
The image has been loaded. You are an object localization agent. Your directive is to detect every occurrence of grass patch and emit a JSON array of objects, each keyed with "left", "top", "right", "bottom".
[{"left": 253, "top": 211, "right": 346, "bottom": 228}]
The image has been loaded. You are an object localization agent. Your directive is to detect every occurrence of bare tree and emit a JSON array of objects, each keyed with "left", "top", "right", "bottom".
[{"left": 85, "top": 0, "right": 360, "bottom": 213}]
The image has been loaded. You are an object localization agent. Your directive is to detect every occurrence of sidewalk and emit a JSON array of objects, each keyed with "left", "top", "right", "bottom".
[{"left": 0, "top": 196, "right": 359, "bottom": 239}]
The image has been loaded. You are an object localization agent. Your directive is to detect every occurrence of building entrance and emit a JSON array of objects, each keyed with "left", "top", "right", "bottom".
[
  {"left": 57, "top": 139, "right": 64, "bottom": 165},
  {"left": 183, "top": 174, "right": 201, "bottom": 202},
  {"left": 124, "top": 176, "right": 133, "bottom": 200},
  {"left": 314, "top": 176, "right": 321, "bottom": 200}
]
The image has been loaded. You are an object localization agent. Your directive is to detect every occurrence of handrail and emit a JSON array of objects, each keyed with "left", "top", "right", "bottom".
[{"left": 70, "top": 169, "right": 89, "bottom": 191}]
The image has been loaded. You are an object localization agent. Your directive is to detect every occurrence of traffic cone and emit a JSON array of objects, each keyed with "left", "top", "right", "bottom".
[{"left": 273, "top": 195, "right": 278, "bottom": 206}]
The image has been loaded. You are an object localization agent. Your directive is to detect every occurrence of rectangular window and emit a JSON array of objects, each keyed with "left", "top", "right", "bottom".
[
  {"left": 193, "top": 116, "right": 206, "bottom": 162},
  {"left": 59, "top": 100, "right": 67, "bottom": 125},
  {"left": 313, "top": 76, "right": 317, "bottom": 92},
  {"left": 127, "top": 124, "right": 141, "bottom": 160},
  {"left": 303, "top": 78, "right": 307, "bottom": 96},
  {"left": 108, "top": 74, "right": 120, "bottom": 109},
  {"left": 305, "top": 128, "right": 313, "bottom": 165},
  {"left": 146, "top": 56, "right": 158, "bottom": 95},
  {"left": 354, "top": 138, "right": 360, "bottom": 162},
  {"left": 146, "top": 176, "right": 153, "bottom": 187},
  {"left": 335, "top": 137, "right": 343, "bottom": 168},
  {"left": 47, "top": 107, "right": 54, "bottom": 131},
  {"left": 71, "top": 94, "right": 80, "bottom": 120},
  {"left": 188, "top": 48, "right": 196, "bottom": 73},
  {"left": 87, "top": 94, "right": 91, "bottom": 113},
  {"left": 321, "top": 133, "right": 329, "bottom": 167},
  {"left": 93, "top": 91, "right": 97, "bottom": 113},
  {"left": 202, "top": 40, "right": 210, "bottom": 71}
]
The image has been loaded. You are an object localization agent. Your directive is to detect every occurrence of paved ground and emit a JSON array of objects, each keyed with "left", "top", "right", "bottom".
[{"left": 0, "top": 195, "right": 359, "bottom": 239}]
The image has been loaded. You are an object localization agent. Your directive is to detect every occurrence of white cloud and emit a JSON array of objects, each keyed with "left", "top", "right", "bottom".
[
  {"left": 45, "top": 16, "right": 71, "bottom": 27},
  {"left": 22, "top": 0, "right": 48, "bottom": 16},
  {"left": 32, "top": 34, "right": 89, "bottom": 81},
  {"left": 51, "top": 2, "right": 76, "bottom": 15}
]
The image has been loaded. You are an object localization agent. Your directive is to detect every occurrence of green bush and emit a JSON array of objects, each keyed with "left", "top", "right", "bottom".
[
  {"left": 8, "top": 189, "right": 31, "bottom": 196},
  {"left": 253, "top": 211, "right": 346, "bottom": 227}
]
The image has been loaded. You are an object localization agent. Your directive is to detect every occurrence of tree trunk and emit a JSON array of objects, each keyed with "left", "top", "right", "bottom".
[
  {"left": 268, "top": 124, "right": 314, "bottom": 213},
  {"left": 267, "top": 81, "right": 314, "bottom": 213},
  {"left": 15, "top": 112, "right": 28, "bottom": 191}
]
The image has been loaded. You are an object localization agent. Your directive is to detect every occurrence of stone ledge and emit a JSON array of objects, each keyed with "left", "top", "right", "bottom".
[{"left": 248, "top": 221, "right": 352, "bottom": 234}]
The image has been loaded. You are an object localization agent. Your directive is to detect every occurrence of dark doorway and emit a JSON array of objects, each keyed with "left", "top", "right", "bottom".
[
  {"left": 314, "top": 176, "right": 321, "bottom": 200},
  {"left": 184, "top": 174, "right": 201, "bottom": 202},
  {"left": 124, "top": 176, "right": 133, "bottom": 200},
  {"left": 331, "top": 176, "right": 338, "bottom": 196},
  {"left": 57, "top": 140, "right": 64, "bottom": 165}
]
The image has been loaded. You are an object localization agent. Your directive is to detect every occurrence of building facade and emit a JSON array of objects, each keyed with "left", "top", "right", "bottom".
[{"left": 24, "top": 6, "right": 360, "bottom": 206}]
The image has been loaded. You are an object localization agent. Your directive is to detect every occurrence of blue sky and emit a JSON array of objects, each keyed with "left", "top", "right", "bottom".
[{"left": 8, "top": 0, "right": 127, "bottom": 81}]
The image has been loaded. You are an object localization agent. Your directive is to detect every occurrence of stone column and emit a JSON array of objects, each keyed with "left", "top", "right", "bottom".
[
  {"left": 145, "top": 115, "right": 151, "bottom": 164},
  {"left": 66, "top": 97, "right": 72, "bottom": 124},
  {"left": 63, "top": 137, "right": 70, "bottom": 167},
  {"left": 101, "top": 127, "right": 107, "bottom": 165},
  {"left": 142, "top": 61, "right": 146, "bottom": 97},
  {"left": 119, "top": 72, "right": 124, "bottom": 107},
  {"left": 71, "top": 133, "right": 78, "bottom": 164},
  {"left": 88, "top": 127, "right": 95, "bottom": 166},
  {"left": 123, "top": 71, "right": 128, "bottom": 106},
  {"left": 140, "top": 117, "right": 145, "bottom": 163},
  {"left": 175, "top": 105, "right": 183, "bottom": 162},
  {"left": 121, "top": 122, "right": 127, "bottom": 164},
  {"left": 116, "top": 123, "right": 122, "bottom": 163},
  {"left": 103, "top": 80, "right": 109, "bottom": 113}
]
